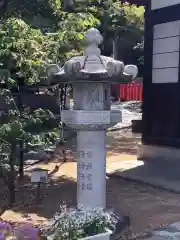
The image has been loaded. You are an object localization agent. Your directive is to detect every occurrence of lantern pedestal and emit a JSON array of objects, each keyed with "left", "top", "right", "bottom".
[{"left": 62, "top": 108, "right": 122, "bottom": 209}]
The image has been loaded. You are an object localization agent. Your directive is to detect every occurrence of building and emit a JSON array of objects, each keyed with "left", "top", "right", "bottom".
[{"left": 125, "top": 0, "right": 180, "bottom": 160}]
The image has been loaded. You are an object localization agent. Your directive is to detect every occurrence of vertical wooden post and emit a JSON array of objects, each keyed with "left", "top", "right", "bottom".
[
  {"left": 8, "top": 144, "right": 16, "bottom": 206},
  {"left": 36, "top": 183, "right": 41, "bottom": 205},
  {"left": 17, "top": 78, "right": 24, "bottom": 179}
]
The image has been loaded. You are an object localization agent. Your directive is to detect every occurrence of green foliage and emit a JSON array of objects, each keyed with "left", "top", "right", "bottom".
[
  {"left": 0, "top": 2, "right": 99, "bottom": 85},
  {"left": 0, "top": 121, "right": 24, "bottom": 143},
  {"left": 0, "top": 18, "right": 60, "bottom": 84},
  {"left": 0, "top": 88, "right": 60, "bottom": 202},
  {"left": 134, "top": 40, "right": 144, "bottom": 65},
  {"left": 23, "top": 108, "right": 59, "bottom": 133},
  {"left": 0, "top": 89, "right": 59, "bottom": 145},
  {"left": 118, "top": 3, "right": 144, "bottom": 43},
  {"left": 83, "top": 1, "right": 144, "bottom": 52},
  {"left": 0, "top": 0, "right": 144, "bottom": 85},
  {"left": 27, "top": 130, "right": 60, "bottom": 150}
]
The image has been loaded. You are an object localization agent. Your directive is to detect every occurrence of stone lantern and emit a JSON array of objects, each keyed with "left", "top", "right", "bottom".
[{"left": 47, "top": 28, "right": 138, "bottom": 209}]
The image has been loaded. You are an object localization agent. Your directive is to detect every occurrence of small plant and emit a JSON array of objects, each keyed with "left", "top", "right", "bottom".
[
  {"left": 14, "top": 223, "right": 41, "bottom": 240},
  {"left": 45, "top": 206, "right": 118, "bottom": 240}
]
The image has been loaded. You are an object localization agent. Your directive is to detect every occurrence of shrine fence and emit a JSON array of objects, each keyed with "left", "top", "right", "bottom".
[{"left": 112, "top": 82, "right": 143, "bottom": 101}]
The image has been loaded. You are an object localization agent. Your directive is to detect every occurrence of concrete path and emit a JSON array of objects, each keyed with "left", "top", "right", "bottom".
[
  {"left": 147, "top": 222, "right": 180, "bottom": 240},
  {"left": 109, "top": 160, "right": 180, "bottom": 193},
  {"left": 110, "top": 102, "right": 142, "bottom": 131}
]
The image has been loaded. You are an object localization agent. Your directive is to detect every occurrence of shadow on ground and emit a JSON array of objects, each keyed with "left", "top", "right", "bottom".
[
  {"left": 111, "top": 160, "right": 180, "bottom": 193},
  {"left": 107, "top": 131, "right": 140, "bottom": 156},
  {"left": 2, "top": 130, "right": 180, "bottom": 237},
  {"left": 0, "top": 175, "right": 76, "bottom": 221},
  {"left": 1, "top": 169, "right": 180, "bottom": 236}
]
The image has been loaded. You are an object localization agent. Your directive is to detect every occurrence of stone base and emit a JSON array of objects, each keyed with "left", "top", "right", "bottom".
[
  {"left": 131, "top": 119, "right": 142, "bottom": 133},
  {"left": 137, "top": 144, "right": 180, "bottom": 162},
  {"left": 106, "top": 208, "right": 130, "bottom": 239},
  {"left": 113, "top": 215, "right": 130, "bottom": 238}
]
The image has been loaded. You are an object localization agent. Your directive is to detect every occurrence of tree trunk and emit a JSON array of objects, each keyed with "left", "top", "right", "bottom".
[
  {"left": 8, "top": 144, "right": 16, "bottom": 207},
  {"left": 17, "top": 81, "right": 24, "bottom": 179},
  {"left": 18, "top": 140, "right": 24, "bottom": 179}
]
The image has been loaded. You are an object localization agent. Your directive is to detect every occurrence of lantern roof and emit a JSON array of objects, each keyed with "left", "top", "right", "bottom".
[{"left": 47, "top": 28, "right": 138, "bottom": 84}]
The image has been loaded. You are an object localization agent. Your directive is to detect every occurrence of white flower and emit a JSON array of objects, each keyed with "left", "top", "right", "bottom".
[{"left": 46, "top": 205, "right": 118, "bottom": 240}]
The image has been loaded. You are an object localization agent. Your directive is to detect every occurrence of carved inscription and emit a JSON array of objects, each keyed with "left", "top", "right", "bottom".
[
  {"left": 78, "top": 162, "right": 92, "bottom": 170},
  {"left": 77, "top": 150, "right": 93, "bottom": 158},
  {"left": 78, "top": 150, "right": 93, "bottom": 191}
]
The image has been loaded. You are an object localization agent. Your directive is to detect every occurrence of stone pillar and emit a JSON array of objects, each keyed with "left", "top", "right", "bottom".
[
  {"left": 77, "top": 131, "right": 106, "bottom": 209},
  {"left": 73, "top": 83, "right": 110, "bottom": 209}
]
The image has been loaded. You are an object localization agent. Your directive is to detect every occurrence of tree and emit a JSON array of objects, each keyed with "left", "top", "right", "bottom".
[
  {"left": 0, "top": 11, "right": 99, "bottom": 85},
  {"left": 0, "top": 1, "right": 144, "bottom": 84},
  {"left": 133, "top": 40, "right": 144, "bottom": 76},
  {"left": 0, "top": 87, "right": 61, "bottom": 206},
  {"left": 75, "top": 1, "right": 144, "bottom": 59}
]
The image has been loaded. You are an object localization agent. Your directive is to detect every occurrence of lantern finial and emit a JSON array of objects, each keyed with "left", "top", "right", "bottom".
[{"left": 83, "top": 28, "right": 103, "bottom": 56}]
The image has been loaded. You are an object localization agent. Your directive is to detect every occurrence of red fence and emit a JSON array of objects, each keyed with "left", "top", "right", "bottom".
[
  {"left": 111, "top": 83, "right": 143, "bottom": 101},
  {"left": 120, "top": 83, "right": 143, "bottom": 101}
]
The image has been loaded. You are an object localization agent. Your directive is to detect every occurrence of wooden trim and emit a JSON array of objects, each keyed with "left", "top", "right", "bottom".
[
  {"left": 144, "top": 137, "right": 180, "bottom": 148},
  {"left": 151, "top": 4, "right": 180, "bottom": 24},
  {"left": 142, "top": 1, "right": 153, "bottom": 144}
]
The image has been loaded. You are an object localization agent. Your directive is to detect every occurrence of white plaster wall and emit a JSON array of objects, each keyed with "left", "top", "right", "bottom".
[
  {"left": 154, "top": 21, "right": 180, "bottom": 39},
  {"left": 151, "top": 0, "right": 180, "bottom": 10},
  {"left": 152, "top": 21, "right": 180, "bottom": 83},
  {"left": 153, "top": 52, "right": 179, "bottom": 69},
  {"left": 152, "top": 68, "right": 179, "bottom": 84},
  {"left": 153, "top": 37, "right": 179, "bottom": 54}
]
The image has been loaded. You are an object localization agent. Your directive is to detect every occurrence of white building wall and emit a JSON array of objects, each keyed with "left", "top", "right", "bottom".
[
  {"left": 152, "top": 21, "right": 180, "bottom": 83},
  {"left": 151, "top": 0, "right": 180, "bottom": 10}
]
